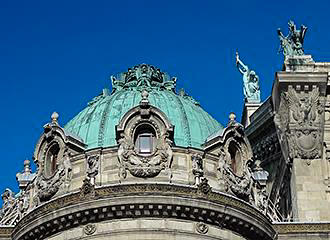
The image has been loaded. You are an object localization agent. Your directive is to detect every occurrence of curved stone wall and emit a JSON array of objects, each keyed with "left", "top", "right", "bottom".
[{"left": 12, "top": 184, "right": 275, "bottom": 240}]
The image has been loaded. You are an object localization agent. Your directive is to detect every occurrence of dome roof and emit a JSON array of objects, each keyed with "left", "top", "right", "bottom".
[{"left": 64, "top": 64, "right": 222, "bottom": 149}]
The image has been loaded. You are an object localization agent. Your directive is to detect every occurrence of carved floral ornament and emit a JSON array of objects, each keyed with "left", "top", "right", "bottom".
[
  {"left": 116, "top": 91, "right": 174, "bottom": 179},
  {"left": 110, "top": 64, "right": 177, "bottom": 92},
  {"left": 274, "top": 85, "right": 324, "bottom": 163}
]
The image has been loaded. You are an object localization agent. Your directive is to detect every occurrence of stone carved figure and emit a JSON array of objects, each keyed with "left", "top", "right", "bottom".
[
  {"left": 236, "top": 52, "right": 261, "bottom": 103},
  {"left": 163, "top": 77, "right": 177, "bottom": 91},
  {"left": 254, "top": 187, "right": 268, "bottom": 213},
  {"left": 0, "top": 189, "right": 19, "bottom": 225},
  {"left": 197, "top": 178, "right": 212, "bottom": 195},
  {"left": 191, "top": 154, "right": 204, "bottom": 185},
  {"left": 217, "top": 147, "right": 229, "bottom": 191},
  {"left": 17, "top": 190, "right": 30, "bottom": 220},
  {"left": 277, "top": 20, "right": 308, "bottom": 57},
  {"left": 63, "top": 148, "right": 73, "bottom": 187},
  {"left": 224, "top": 162, "right": 253, "bottom": 201},
  {"left": 86, "top": 155, "right": 100, "bottom": 185},
  {"left": 80, "top": 177, "right": 95, "bottom": 198},
  {"left": 118, "top": 131, "right": 173, "bottom": 179},
  {"left": 110, "top": 75, "right": 125, "bottom": 92},
  {"left": 251, "top": 161, "right": 269, "bottom": 213},
  {"left": 275, "top": 86, "right": 323, "bottom": 161}
]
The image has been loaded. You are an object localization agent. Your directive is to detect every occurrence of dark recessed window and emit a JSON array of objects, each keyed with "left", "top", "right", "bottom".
[
  {"left": 228, "top": 142, "right": 241, "bottom": 175},
  {"left": 45, "top": 143, "right": 60, "bottom": 177}
]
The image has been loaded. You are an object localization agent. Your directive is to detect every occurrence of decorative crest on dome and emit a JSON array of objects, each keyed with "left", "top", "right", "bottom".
[{"left": 110, "top": 64, "right": 177, "bottom": 92}]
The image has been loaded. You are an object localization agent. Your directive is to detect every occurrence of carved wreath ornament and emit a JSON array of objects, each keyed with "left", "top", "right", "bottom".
[
  {"left": 196, "top": 222, "right": 209, "bottom": 234},
  {"left": 83, "top": 224, "right": 97, "bottom": 235},
  {"left": 118, "top": 130, "right": 173, "bottom": 178}
]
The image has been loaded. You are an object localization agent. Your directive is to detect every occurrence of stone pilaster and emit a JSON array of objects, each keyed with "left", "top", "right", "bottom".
[
  {"left": 272, "top": 55, "right": 330, "bottom": 221},
  {"left": 241, "top": 102, "right": 262, "bottom": 128}
]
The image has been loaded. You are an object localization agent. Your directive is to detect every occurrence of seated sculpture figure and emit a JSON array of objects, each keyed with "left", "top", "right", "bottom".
[{"left": 236, "top": 52, "right": 261, "bottom": 103}]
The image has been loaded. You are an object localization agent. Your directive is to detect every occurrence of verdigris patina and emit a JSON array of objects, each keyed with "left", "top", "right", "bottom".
[
  {"left": 277, "top": 20, "right": 307, "bottom": 57},
  {"left": 236, "top": 52, "right": 260, "bottom": 103}
]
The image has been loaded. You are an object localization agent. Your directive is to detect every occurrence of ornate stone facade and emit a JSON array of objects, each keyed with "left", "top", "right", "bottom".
[
  {"left": 116, "top": 90, "right": 174, "bottom": 179},
  {"left": 2, "top": 21, "right": 330, "bottom": 240}
]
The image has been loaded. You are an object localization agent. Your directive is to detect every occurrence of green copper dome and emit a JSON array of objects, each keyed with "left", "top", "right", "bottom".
[{"left": 64, "top": 64, "right": 222, "bottom": 149}]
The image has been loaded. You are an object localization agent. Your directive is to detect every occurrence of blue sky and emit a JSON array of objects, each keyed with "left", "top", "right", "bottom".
[{"left": 1, "top": 0, "right": 330, "bottom": 198}]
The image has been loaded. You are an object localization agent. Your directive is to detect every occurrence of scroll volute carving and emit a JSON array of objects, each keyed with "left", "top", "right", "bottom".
[{"left": 116, "top": 91, "right": 174, "bottom": 179}]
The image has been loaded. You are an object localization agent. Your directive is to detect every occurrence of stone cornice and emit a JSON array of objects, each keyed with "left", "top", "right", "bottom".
[
  {"left": 274, "top": 222, "right": 330, "bottom": 234},
  {"left": 12, "top": 184, "right": 275, "bottom": 240}
]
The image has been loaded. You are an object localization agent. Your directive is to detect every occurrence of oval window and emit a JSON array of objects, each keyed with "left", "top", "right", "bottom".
[
  {"left": 45, "top": 143, "right": 60, "bottom": 177},
  {"left": 228, "top": 142, "right": 242, "bottom": 175}
]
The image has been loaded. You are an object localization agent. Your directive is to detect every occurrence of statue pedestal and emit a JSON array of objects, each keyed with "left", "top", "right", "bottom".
[
  {"left": 283, "top": 55, "right": 314, "bottom": 72},
  {"left": 241, "top": 102, "right": 262, "bottom": 128},
  {"left": 272, "top": 58, "right": 330, "bottom": 221}
]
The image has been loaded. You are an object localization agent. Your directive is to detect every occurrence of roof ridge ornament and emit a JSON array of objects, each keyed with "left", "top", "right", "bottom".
[
  {"left": 51, "top": 112, "right": 59, "bottom": 125},
  {"left": 110, "top": 64, "right": 177, "bottom": 93}
]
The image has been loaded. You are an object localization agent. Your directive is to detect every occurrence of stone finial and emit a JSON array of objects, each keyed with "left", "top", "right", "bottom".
[
  {"left": 51, "top": 112, "right": 59, "bottom": 124},
  {"left": 229, "top": 112, "right": 236, "bottom": 122},
  {"left": 16, "top": 159, "right": 36, "bottom": 190},
  {"left": 23, "top": 159, "right": 31, "bottom": 174}
]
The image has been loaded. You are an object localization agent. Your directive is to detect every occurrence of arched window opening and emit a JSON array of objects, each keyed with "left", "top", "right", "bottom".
[
  {"left": 134, "top": 125, "right": 156, "bottom": 155},
  {"left": 228, "top": 142, "right": 241, "bottom": 175},
  {"left": 45, "top": 143, "right": 60, "bottom": 177}
]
